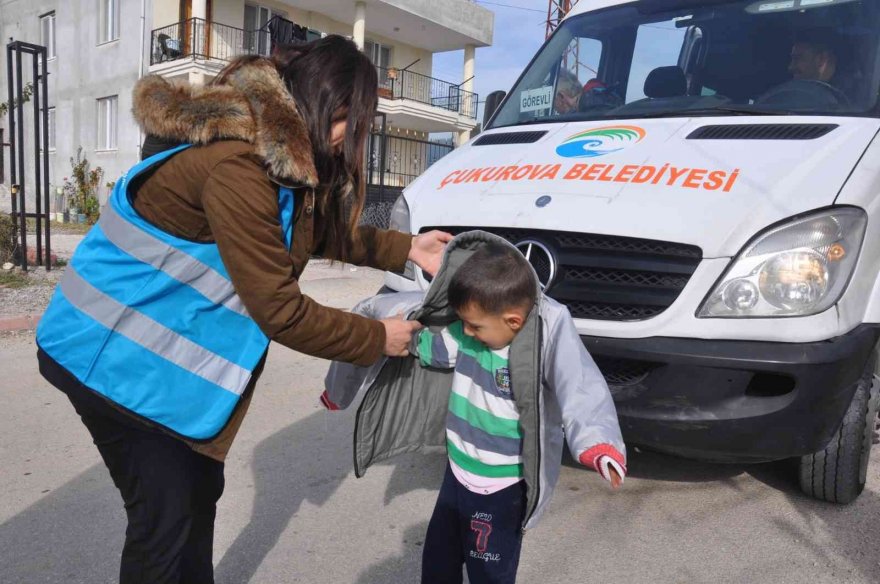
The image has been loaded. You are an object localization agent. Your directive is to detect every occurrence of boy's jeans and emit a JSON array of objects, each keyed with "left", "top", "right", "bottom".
[{"left": 422, "top": 463, "right": 527, "bottom": 584}]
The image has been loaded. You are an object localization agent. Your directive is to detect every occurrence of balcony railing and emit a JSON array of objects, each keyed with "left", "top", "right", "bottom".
[
  {"left": 150, "top": 19, "right": 478, "bottom": 120},
  {"left": 151, "top": 18, "right": 263, "bottom": 65},
  {"left": 378, "top": 67, "right": 478, "bottom": 120}
]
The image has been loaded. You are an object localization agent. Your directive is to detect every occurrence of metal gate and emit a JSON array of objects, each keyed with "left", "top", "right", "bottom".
[
  {"left": 6, "top": 40, "right": 51, "bottom": 271},
  {"left": 365, "top": 114, "right": 454, "bottom": 199}
]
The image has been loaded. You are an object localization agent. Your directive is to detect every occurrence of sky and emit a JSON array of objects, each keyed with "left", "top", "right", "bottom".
[{"left": 431, "top": 1, "right": 549, "bottom": 125}]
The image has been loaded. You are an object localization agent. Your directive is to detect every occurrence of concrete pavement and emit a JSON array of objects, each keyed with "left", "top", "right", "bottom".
[{"left": 2, "top": 265, "right": 880, "bottom": 583}]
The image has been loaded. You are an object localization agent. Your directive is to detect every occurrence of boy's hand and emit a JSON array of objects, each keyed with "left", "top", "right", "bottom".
[
  {"left": 409, "top": 230, "right": 453, "bottom": 277},
  {"left": 381, "top": 314, "right": 423, "bottom": 357},
  {"left": 578, "top": 446, "right": 626, "bottom": 489},
  {"left": 608, "top": 465, "right": 623, "bottom": 489}
]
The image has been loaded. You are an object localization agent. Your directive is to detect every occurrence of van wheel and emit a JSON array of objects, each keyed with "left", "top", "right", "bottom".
[{"left": 798, "top": 372, "right": 879, "bottom": 504}]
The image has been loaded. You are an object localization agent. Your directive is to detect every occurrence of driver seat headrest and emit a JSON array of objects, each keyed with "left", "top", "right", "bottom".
[{"left": 644, "top": 66, "right": 687, "bottom": 98}]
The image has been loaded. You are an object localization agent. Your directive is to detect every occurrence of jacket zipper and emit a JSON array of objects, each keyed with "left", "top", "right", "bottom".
[
  {"left": 522, "top": 316, "right": 543, "bottom": 532},
  {"left": 352, "top": 358, "right": 392, "bottom": 478}
]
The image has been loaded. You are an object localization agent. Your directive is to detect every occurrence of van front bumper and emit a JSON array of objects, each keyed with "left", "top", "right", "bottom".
[{"left": 583, "top": 325, "right": 880, "bottom": 463}]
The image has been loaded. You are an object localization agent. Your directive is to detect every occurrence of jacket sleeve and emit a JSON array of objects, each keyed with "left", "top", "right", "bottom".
[
  {"left": 201, "top": 153, "right": 385, "bottom": 367},
  {"left": 314, "top": 218, "right": 413, "bottom": 272},
  {"left": 542, "top": 305, "right": 627, "bottom": 476}
]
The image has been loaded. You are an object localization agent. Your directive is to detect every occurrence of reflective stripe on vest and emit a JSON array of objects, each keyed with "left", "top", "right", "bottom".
[{"left": 36, "top": 144, "right": 295, "bottom": 440}]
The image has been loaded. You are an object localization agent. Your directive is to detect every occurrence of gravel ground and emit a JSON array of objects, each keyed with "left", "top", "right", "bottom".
[
  {"left": 0, "top": 266, "right": 64, "bottom": 319},
  {"left": 0, "top": 219, "right": 81, "bottom": 321}
]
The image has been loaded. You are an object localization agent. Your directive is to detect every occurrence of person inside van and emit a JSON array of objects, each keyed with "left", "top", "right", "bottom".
[
  {"left": 759, "top": 29, "right": 853, "bottom": 108},
  {"left": 790, "top": 34, "right": 838, "bottom": 84},
  {"left": 553, "top": 68, "right": 582, "bottom": 114},
  {"left": 788, "top": 29, "right": 857, "bottom": 100}
]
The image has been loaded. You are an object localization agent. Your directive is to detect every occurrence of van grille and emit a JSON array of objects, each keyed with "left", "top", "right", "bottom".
[
  {"left": 422, "top": 227, "right": 701, "bottom": 321},
  {"left": 593, "top": 357, "right": 657, "bottom": 388}
]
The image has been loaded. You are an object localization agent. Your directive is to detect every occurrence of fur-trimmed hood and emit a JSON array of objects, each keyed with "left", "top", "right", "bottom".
[{"left": 132, "top": 57, "right": 318, "bottom": 187}]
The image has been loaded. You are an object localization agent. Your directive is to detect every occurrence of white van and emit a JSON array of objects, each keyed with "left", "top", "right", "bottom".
[{"left": 383, "top": 0, "right": 880, "bottom": 502}]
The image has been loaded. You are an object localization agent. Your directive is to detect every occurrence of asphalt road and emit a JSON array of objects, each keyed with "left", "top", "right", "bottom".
[{"left": 2, "top": 264, "right": 879, "bottom": 584}]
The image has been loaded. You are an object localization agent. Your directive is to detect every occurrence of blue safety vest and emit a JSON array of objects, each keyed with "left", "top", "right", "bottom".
[{"left": 36, "top": 145, "right": 295, "bottom": 440}]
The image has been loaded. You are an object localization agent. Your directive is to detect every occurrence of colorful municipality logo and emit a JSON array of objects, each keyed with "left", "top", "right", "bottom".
[{"left": 556, "top": 125, "right": 646, "bottom": 158}]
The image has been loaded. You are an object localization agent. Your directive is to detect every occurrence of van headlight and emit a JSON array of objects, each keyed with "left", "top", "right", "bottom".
[
  {"left": 389, "top": 194, "right": 411, "bottom": 233},
  {"left": 388, "top": 194, "right": 415, "bottom": 280},
  {"left": 697, "top": 207, "right": 866, "bottom": 318}
]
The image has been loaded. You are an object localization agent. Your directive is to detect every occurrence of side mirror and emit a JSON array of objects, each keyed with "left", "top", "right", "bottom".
[{"left": 483, "top": 90, "right": 507, "bottom": 127}]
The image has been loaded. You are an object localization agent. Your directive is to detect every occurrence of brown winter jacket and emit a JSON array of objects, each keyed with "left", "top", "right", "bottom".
[{"left": 128, "top": 57, "right": 412, "bottom": 460}]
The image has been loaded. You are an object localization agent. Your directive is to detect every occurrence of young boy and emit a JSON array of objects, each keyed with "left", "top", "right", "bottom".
[
  {"left": 321, "top": 234, "right": 626, "bottom": 584},
  {"left": 415, "top": 243, "right": 624, "bottom": 584}
]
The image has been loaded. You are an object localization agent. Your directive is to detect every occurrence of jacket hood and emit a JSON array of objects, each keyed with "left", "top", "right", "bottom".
[
  {"left": 417, "top": 230, "right": 543, "bottom": 326},
  {"left": 132, "top": 57, "right": 318, "bottom": 188}
]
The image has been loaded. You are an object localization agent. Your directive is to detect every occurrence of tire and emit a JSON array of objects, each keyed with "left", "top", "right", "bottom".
[{"left": 799, "top": 371, "right": 880, "bottom": 504}]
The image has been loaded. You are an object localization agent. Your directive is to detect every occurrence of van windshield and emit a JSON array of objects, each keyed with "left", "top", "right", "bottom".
[{"left": 489, "top": 0, "right": 880, "bottom": 128}]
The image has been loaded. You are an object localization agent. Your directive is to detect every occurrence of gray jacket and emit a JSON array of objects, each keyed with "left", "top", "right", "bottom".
[{"left": 323, "top": 231, "right": 625, "bottom": 529}]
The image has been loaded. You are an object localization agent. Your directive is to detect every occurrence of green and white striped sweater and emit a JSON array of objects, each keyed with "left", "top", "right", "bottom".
[{"left": 418, "top": 322, "right": 524, "bottom": 494}]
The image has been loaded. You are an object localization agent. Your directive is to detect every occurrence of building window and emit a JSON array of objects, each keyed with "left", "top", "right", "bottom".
[
  {"left": 97, "top": 96, "right": 118, "bottom": 150},
  {"left": 364, "top": 40, "right": 392, "bottom": 70},
  {"left": 99, "top": 0, "right": 119, "bottom": 44},
  {"left": 365, "top": 40, "right": 392, "bottom": 86},
  {"left": 40, "top": 12, "right": 56, "bottom": 59},
  {"left": 244, "top": 4, "right": 287, "bottom": 56},
  {"left": 46, "top": 107, "right": 56, "bottom": 151}
]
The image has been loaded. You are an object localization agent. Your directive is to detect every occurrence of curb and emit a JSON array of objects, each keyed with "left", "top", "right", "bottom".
[{"left": 0, "top": 314, "right": 42, "bottom": 332}]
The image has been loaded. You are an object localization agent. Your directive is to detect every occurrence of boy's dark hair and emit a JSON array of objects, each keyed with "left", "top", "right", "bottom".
[{"left": 449, "top": 243, "right": 538, "bottom": 315}]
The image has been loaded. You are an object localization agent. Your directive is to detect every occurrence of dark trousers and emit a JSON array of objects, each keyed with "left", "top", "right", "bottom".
[
  {"left": 422, "top": 464, "right": 527, "bottom": 584},
  {"left": 44, "top": 352, "right": 225, "bottom": 584}
]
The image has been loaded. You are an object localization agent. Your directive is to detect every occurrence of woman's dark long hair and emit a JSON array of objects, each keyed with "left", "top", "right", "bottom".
[{"left": 271, "top": 36, "right": 378, "bottom": 261}]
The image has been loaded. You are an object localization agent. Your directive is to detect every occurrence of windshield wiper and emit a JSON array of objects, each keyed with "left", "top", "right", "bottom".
[
  {"left": 625, "top": 106, "right": 795, "bottom": 119},
  {"left": 498, "top": 106, "right": 796, "bottom": 129}
]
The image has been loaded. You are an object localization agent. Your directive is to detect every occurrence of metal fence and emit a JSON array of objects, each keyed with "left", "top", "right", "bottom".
[
  {"left": 367, "top": 132, "right": 454, "bottom": 191},
  {"left": 378, "top": 67, "right": 478, "bottom": 119},
  {"left": 6, "top": 40, "right": 52, "bottom": 270},
  {"left": 360, "top": 122, "right": 454, "bottom": 228}
]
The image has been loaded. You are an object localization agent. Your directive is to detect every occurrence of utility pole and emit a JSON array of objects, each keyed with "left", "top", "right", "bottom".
[
  {"left": 546, "top": 0, "right": 578, "bottom": 39},
  {"left": 546, "top": 0, "right": 580, "bottom": 74}
]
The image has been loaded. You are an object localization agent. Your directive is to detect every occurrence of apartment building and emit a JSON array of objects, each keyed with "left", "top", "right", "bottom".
[
  {"left": 1, "top": 0, "right": 149, "bottom": 209},
  {"left": 0, "top": 0, "right": 494, "bottom": 211}
]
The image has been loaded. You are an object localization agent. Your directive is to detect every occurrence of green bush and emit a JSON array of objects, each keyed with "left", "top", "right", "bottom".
[
  {"left": 68, "top": 147, "right": 104, "bottom": 224},
  {"left": 0, "top": 212, "right": 18, "bottom": 265}
]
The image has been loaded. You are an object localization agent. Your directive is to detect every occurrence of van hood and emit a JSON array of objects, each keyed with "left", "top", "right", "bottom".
[{"left": 407, "top": 117, "right": 880, "bottom": 258}]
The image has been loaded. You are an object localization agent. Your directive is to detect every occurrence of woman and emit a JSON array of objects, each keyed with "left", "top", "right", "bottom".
[{"left": 36, "top": 36, "right": 449, "bottom": 583}]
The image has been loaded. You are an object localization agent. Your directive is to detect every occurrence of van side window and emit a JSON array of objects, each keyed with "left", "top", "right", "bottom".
[{"left": 626, "top": 22, "right": 688, "bottom": 102}]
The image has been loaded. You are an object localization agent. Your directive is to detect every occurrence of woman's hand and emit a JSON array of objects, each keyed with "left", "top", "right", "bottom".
[
  {"left": 381, "top": 314, "right": 423, "bottom": 357},
  {"left": 409, "top": 231, "right": 454, "bottom": 277}
]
